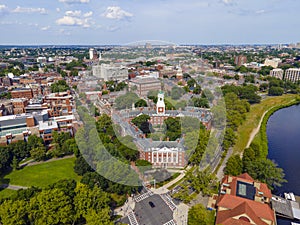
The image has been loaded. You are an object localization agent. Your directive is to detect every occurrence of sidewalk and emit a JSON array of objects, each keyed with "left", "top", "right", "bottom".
[
  {"left": 114, "top": 197, "right": 135, "bottom": 217},
  {"left": 0, "top": 184, "right": 28, "bottom": 190},
  {"left": 173, "top": 203, "right": 189, "bottom": 225}
]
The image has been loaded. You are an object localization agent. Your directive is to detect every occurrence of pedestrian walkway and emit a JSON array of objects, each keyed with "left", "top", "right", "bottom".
[
  {"left": 161, "top": 194, "right": 177, "bottom": 211},
  {"left": 134, "top": 190, "right": 154, "bottom": 202},
  {"left": 163, "top": 219, "right": 177, "bottom": 225},
  {"left": 0, "top": 184, "right": 28, "bottom": 190},
  {"left": 128, "top": 210, "right": 139, "bottom": 225}
]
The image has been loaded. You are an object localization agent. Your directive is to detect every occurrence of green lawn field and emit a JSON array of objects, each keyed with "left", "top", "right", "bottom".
[
  {"left": 233, "top": 94, "right": 297, "bottom": 154},
  {"left": 0, "top": 188, "right": 16, "bottom": 200},
  {"left": 2, "top": 157, "right": 81, "bottom": 188}
]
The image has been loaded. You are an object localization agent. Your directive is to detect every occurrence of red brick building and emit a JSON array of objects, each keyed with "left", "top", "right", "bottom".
[
  {"left": 211, "top": 173, "right": 276, "bottom": 225},
  {"left": 11, "top": 88, "right": 33, "bottom": 99}
]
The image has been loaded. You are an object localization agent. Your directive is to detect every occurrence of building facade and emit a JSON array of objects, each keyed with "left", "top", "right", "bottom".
[
  {"left": 92, "top": 64, "right": 128, "bottom": 81},
  {"left": 270, "top": 68, "right": 284, "bottom": 80},
  {"left": 11, "top": 88, "right": 33, "bottom": 99},
  {"left": 234, "top": 55, "right": 247, "bottom": 67},
  {"left": 129, "top": 76, "right": 161, "bottom": 96},
  {"left": 284, "top": 68, "right": 300, "bottom": 83},
  {"left": 112, "top": 92, "right": 212, "bottom": 168}
]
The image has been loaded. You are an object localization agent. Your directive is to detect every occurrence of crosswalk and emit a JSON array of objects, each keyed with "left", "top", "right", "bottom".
[
  {"left": 128, "top": 210, "right": 139, "bottom": 225},
  {"left": 163, "top": 219, "right": 177, "bottom": 225},
  {"left": 134, "top": 190, "right": 154, "bottom": 202},
  {"left": 161, "top": 194, "right": 177, "bottom": 211}
]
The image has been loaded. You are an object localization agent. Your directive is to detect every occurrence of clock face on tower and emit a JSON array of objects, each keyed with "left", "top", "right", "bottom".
[{"left": 158, "top": 107, "right": 164, "bottom": 113}]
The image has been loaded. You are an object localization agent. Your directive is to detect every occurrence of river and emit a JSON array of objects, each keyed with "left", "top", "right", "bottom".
[{"left": 267, "top": 104, "right": 300, "bottom": 225}]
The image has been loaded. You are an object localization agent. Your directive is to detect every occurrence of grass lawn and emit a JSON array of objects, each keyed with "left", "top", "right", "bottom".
[
  {"left": 0, "top": 188, "right": 16, "bottom": 200},
  {"left": 233, "top": 94, "right": 297, "bottom": 154},
  {"left": 165, "top": 97, "right": 179, "bottom": 108},
  {"left": 2, "top": 157, "right": 81, "bottom": 188}
]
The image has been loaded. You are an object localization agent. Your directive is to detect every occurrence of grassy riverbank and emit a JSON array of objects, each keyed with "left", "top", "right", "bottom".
[{"left": 233, "top": 94, "right": 300, "bottom": 155}]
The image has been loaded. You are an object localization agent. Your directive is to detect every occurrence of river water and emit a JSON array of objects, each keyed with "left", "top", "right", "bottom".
[{"left": 267, "top": 104, "right": 300, "bottom": 225}]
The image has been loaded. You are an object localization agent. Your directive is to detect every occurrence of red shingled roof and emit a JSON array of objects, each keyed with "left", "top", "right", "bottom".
[
  {"left": 238, "top": 173, "right": 255, "bottom": 182},
  {"left": 216, "top": 194, "right": 275, "bottom": 223}
]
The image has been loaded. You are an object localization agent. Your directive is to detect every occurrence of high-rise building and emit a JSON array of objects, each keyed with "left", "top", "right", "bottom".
[
  {"left": 89, "top": 48, "right": 98, "bottom": 60},
  {"left": 234, "top": 55, "right": 247, "bottom": 66},
  {"left": 264, "top": 58, "right": 281, "bottom": 68},
  {"left": 270, "top": 68, "right": 284, "bottom": 80},
  {"left": 92, "top": 64, "right": 128, "bottom": 81},
  {"left": 285, "top": 68, "right": 300, "bottom": 83}
]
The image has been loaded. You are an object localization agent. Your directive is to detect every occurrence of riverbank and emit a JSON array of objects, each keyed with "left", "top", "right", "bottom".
[
  {"left": 251, "top": 96, "right": 300, "bottom": 157},
  {"left": 233, "top": 94, "right": 300, "bottom": 155}
]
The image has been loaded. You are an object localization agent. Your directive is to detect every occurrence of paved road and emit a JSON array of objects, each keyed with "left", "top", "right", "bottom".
[
  {"left": 216, "top": 147, "right": 233, "bottom": 181},
  {"left": 0, "top": 184, "right": 28, "bottom": 190},
  {"left": 24, "top": 155, "right": 75, "bottom": 167}
]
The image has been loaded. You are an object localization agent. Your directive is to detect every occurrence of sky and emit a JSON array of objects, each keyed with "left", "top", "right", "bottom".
[{"left": 0, "top": 0, "right": 299, "bottom": 45}]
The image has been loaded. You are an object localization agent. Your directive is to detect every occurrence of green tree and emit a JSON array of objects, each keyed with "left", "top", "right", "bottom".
[
  {"left": 164, "top": 117, "right": 181, "bottom": 141},
  {"left": 74, "top": 183, "right": 111, "bottom": 222},
  {"left": 74, "top": 156, "right": 94, "bottom": 176},
  {"left": 50, "top": 80, "right": 70, "bottom": 93},
  {"left": 27, "top": 135, "right": 44, "bottom": 150},
  {"left": 188, "top": 204, "right": 215, "bottom": 225},
  {"left": 85, "top": 208, "right": 113, "bottom": 225},
  {"left": 0, "top": 200, "right": 28, "bottom": 225},
  {"left": 135, "top": 99, "right": 148, "bottom": 107},
  {"left": 268, "top": 86, "right": 284, "bottom": 96},
  {"left": 245, "top": 158, "right": 286, "bottom": 189},
  {"left": 190, "top": 168, "right": 217, "bottom": 196},
  {"left": 171, "top": 86, "right": 184, "bottom": 100},
  {"left": 28, "top": 188, "right": 74, "bottom": 225},
  {"left": 114, "top": 92, "right": 139, "bottom": 109},
  {"left": 224, "top": 155, "right": 243, "bottom": 176},
  {"left": 30, "top": 147, "right": 46, "bottom": 161},
  {"left": 11, "top": 156, "right": 19, "bottom": 171},
  {"left": 0, "top": 148, "right": 11, "bottom": 175},
  {"left": 131, "top": 114, "right": 151, "bottom": 134}
]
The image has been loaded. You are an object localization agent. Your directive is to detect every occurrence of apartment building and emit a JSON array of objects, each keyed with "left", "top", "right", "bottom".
[
  {"left": 284, "top": 68, "right": 300, "bottom": 83},
  {"left": 129, "top": 76, "right": 161, "bottom": 96},
  {"left": 270, "top": 68, "right": 284, "bottom": 80}
]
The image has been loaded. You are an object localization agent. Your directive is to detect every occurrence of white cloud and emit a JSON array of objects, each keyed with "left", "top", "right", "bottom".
[
  {"left": 0, "top": 4, "right": 8, "bottom": 15},
  {"left": 65, "top": 10, "right": 81, "bottom": 17},
  {"left": 0, "top": 4, "right": 7, "bottom": 11},
  {"left": 102, "top": 6, "right": 133, "bottom": 20},
  {"left": 56, "top": 16, "right": 91, "bottom": 27},
  {"left": 83, "top": 11, "right": 93, "bottom": 17},
  {"left": 12, "top": 6, "right": 47, "bottom": 14},
  {"left": 58, "top": 0, "right": 89, "bottom": 4},
  {"left": 221, "top": 0, "right": 236, "bottom": 6},
  {"left": 56, "top": 10, "right": 93, "bottom": 27},
  {"left": 41, "top": 26, "right": 50, "bottom": 31},
  {"left": 106, "top": 25, "right": 120, "bottom": 32},
  {"left": 255, "top": 9, "right": 266, "bottom": 14},
  {"left": 56, "top": 8, "right": 61, "bottom": 12}
]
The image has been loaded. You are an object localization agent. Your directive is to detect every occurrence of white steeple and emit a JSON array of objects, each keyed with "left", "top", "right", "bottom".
[{"left": 156, "top": 91, "right": 165, "bottom": 115}]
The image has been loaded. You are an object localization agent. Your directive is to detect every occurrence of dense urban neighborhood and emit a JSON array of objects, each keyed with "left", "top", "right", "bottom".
[{"left": 0, "top": 43, "right": 300, "bottom": 225}]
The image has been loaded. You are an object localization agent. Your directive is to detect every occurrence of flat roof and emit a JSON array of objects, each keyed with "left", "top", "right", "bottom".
[
  {"left": 236, "top": 181, "right": 256, "bottom": 200},
  {"left": 53, "top": 115, "right": 75, "bottom": 122},
  {"left": 39, "top": 121, "right": 58, "bottom": 130}
]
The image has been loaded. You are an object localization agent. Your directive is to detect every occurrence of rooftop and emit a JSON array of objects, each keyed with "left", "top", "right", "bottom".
[{"left": 39, "top": 121, "right": 58, "bottom": 130}]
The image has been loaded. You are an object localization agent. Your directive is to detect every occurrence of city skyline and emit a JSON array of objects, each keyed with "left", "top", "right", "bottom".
[{"left": 0, "top": 0, "right": 299, "bottom": 45}]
